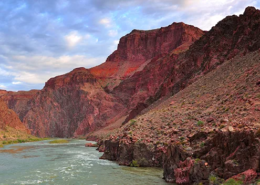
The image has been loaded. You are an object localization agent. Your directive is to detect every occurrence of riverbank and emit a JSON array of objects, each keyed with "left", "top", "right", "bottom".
[
  {"left": 98, "top": 129, "right": 260, "bottom": 184},
  {"left": 0, "top": 126, "right": 50, "bottom": 147}
]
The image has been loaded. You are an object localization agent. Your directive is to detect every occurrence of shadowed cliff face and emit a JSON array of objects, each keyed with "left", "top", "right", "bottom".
[
  {"left": 0, "top": 90, "right": 39, "bottom": 122},
  {"left": 22, "top": 68, "right": 126, "bottom": 137},
  {"left": 0, "top": 100, "right": 28, "bottom": 133}
]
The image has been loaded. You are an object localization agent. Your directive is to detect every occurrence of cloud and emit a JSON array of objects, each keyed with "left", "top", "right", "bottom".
[
  {"left": 12, "top": 81, "right": 21, "bottom": 85},
  {"left": 0, "top": 0, "right": 258, "bottom": 91},
  {"left": 108, "top": 30, "right": 118, "bottom": 37},
  {"left": 8, "top": 55, "right": 105, "bottom": 84},
  {"left": 109, "top": 40, "right": 119, "bottom": 52},
  {"left": 99, "top": 18, "right": 112, "bottom": 27},
  {"left": 65, "top": 31, "right": 83, "bottom": 48},
  {"left": 0, "top": 84, "right": 6, "bottom": 89}
]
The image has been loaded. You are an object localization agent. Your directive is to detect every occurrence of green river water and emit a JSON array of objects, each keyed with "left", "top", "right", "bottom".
[{"left": 0, "top": 140, "right": 168, "bottom": 185}]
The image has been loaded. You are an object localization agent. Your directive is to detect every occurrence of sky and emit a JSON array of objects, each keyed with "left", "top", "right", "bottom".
[{"left": 0, "top": 0, "right": 259, "bottom": 91}]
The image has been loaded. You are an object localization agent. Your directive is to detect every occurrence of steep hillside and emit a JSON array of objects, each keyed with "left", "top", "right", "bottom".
[
  {"left": 109, "top": 6, "right": 260, "bottom": 124},
  {"left": 99, "top": 6, "right": 260, "bottom": 184},
  {"left": 100, "top": 46, "right": 260, "bottom": 185}
]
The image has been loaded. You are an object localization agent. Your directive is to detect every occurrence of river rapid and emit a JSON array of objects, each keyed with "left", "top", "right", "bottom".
[{"left": 0, "top": 139, "right": 168, "bottom": 185}]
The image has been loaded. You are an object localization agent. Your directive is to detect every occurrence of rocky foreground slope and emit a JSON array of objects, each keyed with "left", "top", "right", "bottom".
[{"left": 98, "top": 7, "right": 260, "bottom": 184}]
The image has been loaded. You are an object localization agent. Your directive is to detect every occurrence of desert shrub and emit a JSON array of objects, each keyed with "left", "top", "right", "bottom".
[
  {"left": 130, "top": 120, "right": 136, "bottom": 126},
  {"left": 219, "top": 124, "right": 225, "bottom": 129},
  {"left": 197, "top": 121, "right": 204, "bottom": 126},
  {"left": 130, "top": 160, "right": 140, "bottom": 167},
  {"left": 17, "top": 139, "right": 26, "bottom": 143},
  {"left": 223, "top": 178, "right": 242, "bottom": 185},
  {"left": 209, "top": 175, "right": 217, "bottom": 184}
]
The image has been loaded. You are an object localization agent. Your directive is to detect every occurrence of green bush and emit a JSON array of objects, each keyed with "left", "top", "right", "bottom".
[
  {"left": 197, "top": 121, "right": 204, "bottom": 126},
  {"left": 223, "top": 178, "right": 242, "bottom": 185},
  {"left": 130, "top": 120, "right": 136, "bottom": 126},
  {"left": 17, "top": 139, "right": 26, "bottom": 143},
  {"left": 130, "top": 160, "right": 140, "bottom": 167},
  {"left": 209, "top": 175, "right": 217, "bottom": 184}
]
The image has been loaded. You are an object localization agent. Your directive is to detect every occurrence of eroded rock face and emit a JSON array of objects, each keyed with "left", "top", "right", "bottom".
[
  {"left": 163, "top": 145, "right": 190, "bottom": 183},
  {"left": 0, "top": 100, "right": 28, "bottom": 133},
  {"left": 163, "top": 131, "right": 260, "bottom": 184},
  {"left": 0, "top": 90, "right": 39, "bottom": 121},
  {"left": 22, "top": 68, "right": 126, "bottom": 137},
  {"left": 197, "top": 130, "right": 260, "bottom": 179},
  {"left": 90, "top": 22, "right": 204, "bottom": 90},
  {"left": 227, "top": 169, "right": 257, "bottom": 184},
  {"left": 100, "top": 139, "right": 164, "bottom": 167}
]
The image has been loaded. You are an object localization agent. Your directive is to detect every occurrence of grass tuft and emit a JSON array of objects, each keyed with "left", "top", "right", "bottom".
[{"left": 49, "top": 139, "right": 69, "bottom": 144}]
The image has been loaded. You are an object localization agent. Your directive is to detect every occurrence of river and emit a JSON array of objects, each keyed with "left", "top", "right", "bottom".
[{"left": 0, "top": 139, "right": 168, "bottom": 185}]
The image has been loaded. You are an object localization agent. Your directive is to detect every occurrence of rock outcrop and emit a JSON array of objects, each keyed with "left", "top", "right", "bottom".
[
  {"left": 0, "top": 100, "right": 28, "bottom": 133},
  {"left": 22, "top": 67, "right": 126, "bottom": 137},
  {"left": 0, "top": 90, "right": 39, "bottom": 121},
  {"left": 99, "top": 139, "right": 164, "bottom": 167},
  {"left": 90, "top": 22, "right": 204, "bottom": 90},
  {"left": 163, "top": 130, "right": 260, "bottom": 184}
]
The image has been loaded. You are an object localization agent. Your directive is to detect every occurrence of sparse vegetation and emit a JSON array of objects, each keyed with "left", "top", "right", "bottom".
[
  {"left": 0, "top": 126, "right": 50, "bottom": 147},
  {"left": 130, "top": 160, "right": 140, "bottom": 167},
  {"left": 219, "top": 124, "right": 225, "bottom": 129},
  {"left": 130, "top": 119, "right": 136, "bottom": 126},
  {"left": 209, "top": 175, "right": 217, "bottom": 183},
  {"left": 49, "top": 139, "right": 69, "bottom": 144},
  {"left": 223, "top": 178, "right": 242, "bottom": 185},
  {"left": 197, "top": 121, "right": 204, "bottom": 127},
  {"left": 194, "top": 158, "right": 201, "bottom": 164}
]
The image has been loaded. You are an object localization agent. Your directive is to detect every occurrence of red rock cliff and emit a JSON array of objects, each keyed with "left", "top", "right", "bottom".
[
  {"left": 0, "top": 90, "right": 39, "bottom": 122},
  {"left": 0, "top": 100, "right": 28, "bottom": 133},
  {"left": 90, "top": 22, "right": 204, "bottom": 90},
  {"left": 22, "top": 67, "right": 126, "bottom": 137},
  {"left": 12, "top": 22, "right": 203, "bottom": 137}
]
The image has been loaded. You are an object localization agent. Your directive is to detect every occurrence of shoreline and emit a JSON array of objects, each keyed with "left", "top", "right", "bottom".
[{"left": 98, "top": 129, "right": 260, "bottom": 184}]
